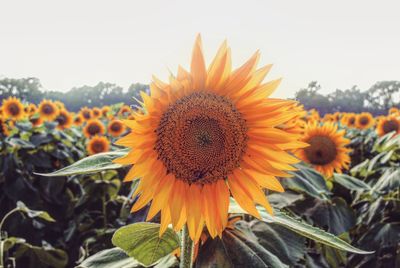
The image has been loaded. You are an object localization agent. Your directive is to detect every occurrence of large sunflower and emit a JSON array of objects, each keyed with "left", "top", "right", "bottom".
[
  {"left": 38, "top": 100, "right": 59, "bottom": 121},
  {"left": 55, "top": 109, "right": 73, "bottom": 130},
  {"left": 108, "top": 119, "right": 126, "bottom": 137},
  {"left": 2, "top": 96, "right": 25, "bottom": 120},
  {"left": 114, "top": 36, "right": 305, "bottom": 242},
  {"left": 356, "top": 112, "right": 375, "bottom": 130},
  {"left": 295, "top": 122, "right": 351, "bottom": 178},
  {"left": 83, "top": 119, "right": 105, "bottom": 138},
  {"left": 87, "top": 135, "right": 110, "bottom": 155},
  {"left": 376, "top": 115, "right": 400, "bottom": 137}
]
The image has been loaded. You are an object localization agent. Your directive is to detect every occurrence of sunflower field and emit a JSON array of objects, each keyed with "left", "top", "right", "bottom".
[{"left": 1, "top": 38, "right": 399, "bottom": 268}]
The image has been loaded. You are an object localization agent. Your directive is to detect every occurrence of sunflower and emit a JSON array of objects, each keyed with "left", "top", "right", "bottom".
[
  {"left": 107, "top": 119, "right": 126, "bottom": 137},
  {"left": 87, "top": 136, "right": 110, "bottom": 155},
  {"left": 113, "top": 36, "right": 305, "bottom": 242},
  {"left": 80, "top": 107, "right": 92, "bottom": 120},
  {"left": 2, "top": 96, "right": 25, "bottom": 120},
  {"left": 92, "top": 107, "right": 102, "bottom": 118},
  {"left": 118, "top": 105, "right": 131, "bottom": 117},
  {"left": 342, "top": 113, "right": 357, "bottom": 128},
  {"left": 356, "top": 112, "right": 375, "bottom": 130},
  {"left": 54, "top": 101, "right": 65, "bottom": 109},
  {"left": 73, "top": 114, "right": 84, "bottom": 126},
  {"left": 55, "top": 109, "right": 73, "bottom": 130},
  {"left": 388, "top": 107, "right": 399, "bottom": 116},
  {"left": 24, "top": 103, "right": 37, "bottom": 116},
  {"left": 83, "top": 119, "right": 105, "bottom": 138},
  {"left": 101, "top": 106, "right": 111, "bottom": 118},
  {"left": 295, "top": 122, "right": 351, "bottom": 178},
  {"left": 323, "top": 113, "right": 336, "bottom": 123},
  {"left": 29, "top": 115, "right": 43, "bottom": 127},
  {"left": 376, "top": 115, "right": 400, "bottom": 137},
  {"left": 38, "top": 100, "right": 59, "bottom": 121}
]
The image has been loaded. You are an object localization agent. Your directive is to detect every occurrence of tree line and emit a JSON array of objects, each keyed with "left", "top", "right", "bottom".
[{"left": 0, "top": 77, "right": 399, "bottom": 115}]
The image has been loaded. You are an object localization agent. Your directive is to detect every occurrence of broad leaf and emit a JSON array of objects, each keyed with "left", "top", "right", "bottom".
[
  {"left": 332, "top": 174, "right": 371, "bottom": 192},
  {"left": 229, "top": 200, "right": 373, "bottom": 254},
  {"left": 35, "top": 150, "right": 128, "bottom": 177},
  {"left": 111, "top": 222, "right": 180, "bottom": 267}
]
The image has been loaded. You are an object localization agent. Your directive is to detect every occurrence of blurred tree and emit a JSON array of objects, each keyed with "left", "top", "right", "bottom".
[
  {"left": 0, "top": 78, "right": 44, "bottom": 103},
  {"left": 328, "top": 86, "right": 366, "bottom": 113},
  {"left": 295, "top": 81, "right": 332, "bottom": 115},
  {"left": 365, "top": 81, "right": 400, "bottom": 112}
]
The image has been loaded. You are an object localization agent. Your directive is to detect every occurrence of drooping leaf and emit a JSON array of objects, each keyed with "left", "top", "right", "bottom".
[
  {"left": 332, "top": 174, "right": 371, "bottom": 192},
  {"left": 111, "top": 222, "right": 180, "bottom": 267},
  {"left": 16, "top": 201, "right": 56, "bottom": 222},
  {"left": 14, "top": 242, "right": 68, "bottom": 268},
  {"left": 35, "top": 150, "right": 129, "bottom": 177},
  {"left": 229, "top": 200, "right": 373, "bottom": 254}
]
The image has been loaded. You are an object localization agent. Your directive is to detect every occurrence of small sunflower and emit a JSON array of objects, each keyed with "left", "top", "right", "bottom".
[
  {"left": 356, "top": 112, "right": 375, "bottom": 130},
  {"left": 92, "top": 107, "right": 102, "bottom": 118},
  {"left": 2, "top": 96, "right": 25, "bottom": 120},
  {"left": 80, "top": 107, "right": 92, "bottom": 120},
  {"left": 342, "top": 113, "right": 357, "bottom": 128},
  {"left": 108, "top": 119, "right": 126, "bottom": 137},
  {"left": 38, "top": 100, "right": 59, "bottom": 121},
  {"left": 83, "top": 119, "right": 105, "bottom": 138},
  {"left": 29, "top": 115, "right": 43, "bottom": 127},
  {"left": 376, "top": 115, "right": 400, "bottom": 137},
  {"left": 113, "top": 36, "right": 305, "bottom": 242},
  {"left": 323, "top": 113, "right": 336, "bottom": 123},
  {"left": 296, "top": 122, "right": 351, "bottom": 178},
  {"left": 73, "top": 114, "right": 84, "bottom": 126},
  {"left": 87, "top": 135, "right": 110, "bottom": 155},
  {"left": 101, "top": 106, "right": 111, "bottom": 118},
  {"left": 55, "top": 109, "right": 73, "bottom": 130},
  {"left": 118, "top": 105, "right": 131, "bottom": 117},
  {"left": 388, "top": 107, "right": 399, "bottom": 116},
  {"left": 0, "top": 118, "right": 9, "bottom": 136},
  {"left": 54, "top": 101, "right": 65, "bottom": 109},
  {"left": 24, "top": 103, "right": 37, "bottom": 116}
]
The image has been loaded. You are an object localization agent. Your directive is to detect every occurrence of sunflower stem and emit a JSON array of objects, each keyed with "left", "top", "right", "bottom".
[{"left": 180, "top": 224, "right": 194, "bottom": 268}]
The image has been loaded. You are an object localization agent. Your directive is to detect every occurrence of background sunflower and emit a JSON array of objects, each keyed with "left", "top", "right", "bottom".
[{"left": 2, "top": 96, "right": 25, "bottom": 120}]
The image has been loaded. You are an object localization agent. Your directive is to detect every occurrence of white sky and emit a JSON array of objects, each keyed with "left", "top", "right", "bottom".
[{"left": 0, "top": 0, "right": 399, "bottom": 98}]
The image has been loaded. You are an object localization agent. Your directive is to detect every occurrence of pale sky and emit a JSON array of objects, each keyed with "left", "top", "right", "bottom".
[{"left": 1, "top": 0, "right": 399, "bottom": 98}]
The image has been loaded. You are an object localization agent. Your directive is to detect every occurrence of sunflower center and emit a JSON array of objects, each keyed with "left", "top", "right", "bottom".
[
  {"left": 88, "top": 124, "right": 101, "bottom": 135},
  {"left": 83, "top": 111, "right": 91, "bottom": 119},
  {"left": 8, "top": 103, "right": 20, "bottom": 116},
  {"left": 304, "top": 135, "right": 337, "bottom": 165},
  {"left": 155, "top": 92, "right": 247, "bottom": 185},
  {"left": 56, "top": 114, "right": 67, "bottom": 126},
  {"left": 359, "top": 116, "right": 369, "bottom": 125},
  {"left": 111, "top": 122, "right": 122, "bottom": 132},
  {"left": 92, "top": 141, "right": 105, "bottom": 153},
  {"left": 42, "top": 104, "right": 54, "bottom": 115},
  {"left": 382, "top": 120, "right": 399, "bottom": 134}
]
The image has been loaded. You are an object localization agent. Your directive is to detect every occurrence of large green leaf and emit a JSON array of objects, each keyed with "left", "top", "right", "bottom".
[
  {"left": 282, "top": 165, "right": 330, "bottom": 199},
  {"left": 111, "top": 222, "right": 180, "bottom": 267},
  {"left": 371, "top": 168, "right": 400, "bottom": 193},
  {"left": 14, "top": 242, "right": 68, "bottom": 268},
  {"left": 76, "top": 247, "right": 179, "bottom": 268},
  {"left": 35, "top": 150, "right": 129, "bottom": 177},
  {"left": 229, "top": 200, "right": 373, "bottom": 254},
  {"left": 332, "top": 174, "right": 371, "bottom": 192}
]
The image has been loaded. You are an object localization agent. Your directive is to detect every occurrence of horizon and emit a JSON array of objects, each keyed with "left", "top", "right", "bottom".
[{"left": 1, "top": 0, "right": 399, "bottom": 99}]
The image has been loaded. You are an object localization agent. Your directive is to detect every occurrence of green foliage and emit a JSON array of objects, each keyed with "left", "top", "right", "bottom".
[{"left": 112, "top": 223, "right": 180, "bottom": 267}]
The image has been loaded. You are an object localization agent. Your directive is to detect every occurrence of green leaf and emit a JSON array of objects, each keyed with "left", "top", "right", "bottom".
[
  {"left": 16, "top": 201, "right": 56, "bottom": 222},
  {"left": 14, "top": 242, "right": 68, "bottom": 268},
  {"left": 111, "top": 222, "right": 180, "bottom": 267},
  {"left": 77, "top": 248, "right": 140, "bottom": 268},
  {"left": 332, "top": 174, "right": 371, "bottom": 192},
  {"left": 229, "top": 200, "right": 373, "bottom": 254},
  {"left": 35, "top": 150, "right": 129, "bottom": 177},
  {"left": 282, "top": 165, "right": 330, "bottom": 199}
]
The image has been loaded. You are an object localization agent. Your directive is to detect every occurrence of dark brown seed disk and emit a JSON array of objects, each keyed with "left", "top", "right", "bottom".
[
  {"left": 304, "top": 135, "right": 337, "bottom": 165},
  {"left": 382, "top": 120, "right": 399, "bottom": 134},
  {"left": 8, "top": 103, "right": 20, "bottom": 116},
  {"left": 155, "top": 92, "right": 248, "bottom": 185}
]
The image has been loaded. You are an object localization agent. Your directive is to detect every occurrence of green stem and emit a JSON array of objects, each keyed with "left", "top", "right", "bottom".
[
  {"left": 180, "top": 225, "right": 194, "bottom": 268},
  {"left": 0, "top": 208, "right": 20, "bottom": 268}
]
